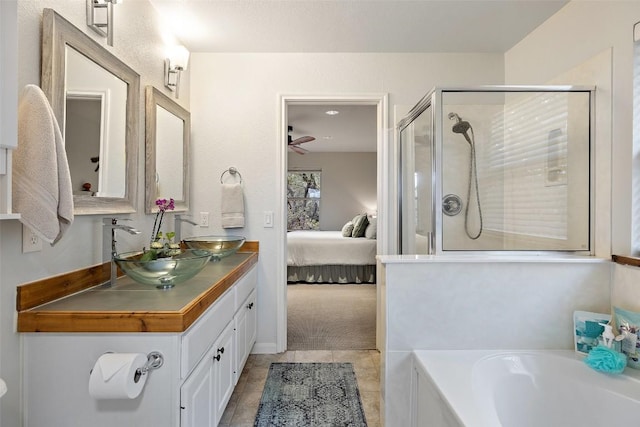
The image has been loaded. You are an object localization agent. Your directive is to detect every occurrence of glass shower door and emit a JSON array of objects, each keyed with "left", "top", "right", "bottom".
[
  {"left": 399, "top": 103, "right": 433, "bottom": 254},
  {"left": 439, "top": 89, "right": 592, "bottom": 252}
]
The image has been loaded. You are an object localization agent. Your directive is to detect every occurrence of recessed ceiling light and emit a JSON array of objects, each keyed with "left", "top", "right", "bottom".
[
  {"left": 322, "top": 136, "right": 333, "bottom": 140},
  {"left": 325, "top": 110, "right": 339, "bottom": 116}
]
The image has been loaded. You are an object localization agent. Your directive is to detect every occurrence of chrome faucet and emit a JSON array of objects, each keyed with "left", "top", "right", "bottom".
[
  {"left": 102, "top": 218, "right": 141, "bottom": 285},
  {"left": 175, "top": 214, "right": 198, "bottom": 242}
]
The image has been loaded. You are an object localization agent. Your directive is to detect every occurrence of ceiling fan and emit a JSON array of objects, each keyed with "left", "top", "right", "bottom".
[{"left": 288, "top": 125, "right": 315, "bottom": 154}]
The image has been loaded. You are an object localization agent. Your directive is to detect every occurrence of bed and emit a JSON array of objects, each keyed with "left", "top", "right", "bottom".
[{"left": 287, "top": 230, "right": 377, "bottom": 284}]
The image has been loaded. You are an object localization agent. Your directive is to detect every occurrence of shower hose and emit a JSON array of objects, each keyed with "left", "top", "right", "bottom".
[{"left": 465, "top": 128, "right": 483, "bottom": 240}]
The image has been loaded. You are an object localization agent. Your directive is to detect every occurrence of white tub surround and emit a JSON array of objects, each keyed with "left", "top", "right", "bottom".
[
  {"left": 412, "top": 350, "right": 640, "bottom": 427},
  {"left": 611, "top": 261, "right": 640, "bottom": 312},
  {"left": 378, "top": 255, "right": 611, "bottom": 427}
]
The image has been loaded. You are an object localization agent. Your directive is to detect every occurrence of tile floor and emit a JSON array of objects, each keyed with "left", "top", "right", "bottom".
[{"left": 219, "top": 350, "right": 381, "bottom": 427}]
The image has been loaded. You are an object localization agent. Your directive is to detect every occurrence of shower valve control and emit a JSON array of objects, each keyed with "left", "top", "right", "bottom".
[{"left": 442, "top": 194, "right": 463, "bottom": 216}]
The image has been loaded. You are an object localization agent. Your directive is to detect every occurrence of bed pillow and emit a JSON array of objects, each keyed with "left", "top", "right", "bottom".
[
  {"left": 351, "top": 214, "right": 369, "bottom": 238},
  {"left": 341, "top": 221, "right": 354, "bottom": 237},
  {"left": 365, "top": 217, "right": 377, "bottom": 239}
]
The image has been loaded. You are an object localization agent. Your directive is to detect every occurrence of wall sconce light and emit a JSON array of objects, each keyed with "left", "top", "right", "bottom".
[
  {"left": 86, "top": 0, "right": 122, "bottom": 47},
  {"left": 164, "top": 45, "right": 190, "bottom": 99}
]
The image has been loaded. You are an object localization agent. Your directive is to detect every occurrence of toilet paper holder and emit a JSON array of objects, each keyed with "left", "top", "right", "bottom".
[
  {"left": 133, "top": 351, "right": 164, "bottom": 383},
  {"left": 90, "top": 351, "right": 164, "bottom": 383}
]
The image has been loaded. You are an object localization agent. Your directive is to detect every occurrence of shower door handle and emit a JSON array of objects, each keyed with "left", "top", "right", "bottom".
[{"left": 426, "top": 231, "right": 434, "bottom": 255}]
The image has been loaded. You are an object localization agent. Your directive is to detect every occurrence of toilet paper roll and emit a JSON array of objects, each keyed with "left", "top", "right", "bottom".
[{"left": 89, "top": 353, "right": 148, "bottom": 399}]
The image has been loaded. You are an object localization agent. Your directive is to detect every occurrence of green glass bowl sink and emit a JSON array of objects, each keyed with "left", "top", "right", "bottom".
[
  {"left": 182, "top": 235, "right": 246, "bottom": 261},
  {"left": 114, "top": 249, "right": 212, "bottom": 289}
]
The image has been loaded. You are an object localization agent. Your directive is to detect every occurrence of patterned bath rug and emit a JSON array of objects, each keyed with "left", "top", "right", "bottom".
[{"left": 254, "top": 362, "right": 367, "bottom": 427}]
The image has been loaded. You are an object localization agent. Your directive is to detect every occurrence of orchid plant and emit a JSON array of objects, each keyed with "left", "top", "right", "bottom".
[
  {"left": 150, "top": 198, "right": 175, "bottom": 245},
  {"left": 141, "top": 198, "right": 179, "bottom": 261}
]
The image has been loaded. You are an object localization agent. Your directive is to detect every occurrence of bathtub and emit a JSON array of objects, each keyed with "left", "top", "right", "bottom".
[{"left": 411, "top": 350, "right": 640, "bottom": 427}]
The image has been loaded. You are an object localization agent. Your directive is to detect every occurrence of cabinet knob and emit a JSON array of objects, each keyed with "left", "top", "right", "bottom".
[
  {"left": 247, "top": 302, "right": 254, "bottom": 310},
  {"left": 217, "top": 347, "right": 225, "bottom": 354},
  {"left": 213, "top": 354, "right": 221, "bottom": 362}
]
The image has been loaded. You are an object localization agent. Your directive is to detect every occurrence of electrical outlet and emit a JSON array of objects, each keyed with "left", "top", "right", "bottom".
[
  {"left": 22, "top": 225, "right": 43, "bottom": 253},
  {"left": 200, "top": 212, "right": 210, "bottom": 227}
]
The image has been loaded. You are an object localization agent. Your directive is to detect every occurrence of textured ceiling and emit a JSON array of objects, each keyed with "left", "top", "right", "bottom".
[
  {"left": 288, "top": 105, "right": 378, "bottom": 153},
  {"left": 148, "top": 0, "right": 568, "bottom": 53},
  {"left": 148, "top": 0, "right": 568, "bottom": 153}
]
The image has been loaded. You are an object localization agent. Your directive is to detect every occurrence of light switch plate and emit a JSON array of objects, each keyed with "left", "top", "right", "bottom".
[{"left": 263, "top": 211, "right": 273, "bottom": 228}]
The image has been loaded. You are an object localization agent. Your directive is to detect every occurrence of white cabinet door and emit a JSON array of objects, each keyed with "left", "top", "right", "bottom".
[
  {"left": 180, "top": 347, "right": 214, "bottom": 427},
  {"left": 182, "top": 320, "right": 236, "bottom": 427},
  {"left": 234, "top": 289, "right": 257, "bottom": 384},
  {"left": 234, "top": 300, "right": 247, "bottom": 384},
  {"left": 212, "top": 321, "right": 235, "bottom": 426},
  {"left": 246, "top": 290, "right": 257, "bottom": 349}
]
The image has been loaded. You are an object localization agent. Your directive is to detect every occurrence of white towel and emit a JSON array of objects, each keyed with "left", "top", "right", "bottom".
[
  {"left": 13, "top": 84, "right": 74, "bottom": 245},
  {"left": 221, "top": 183, "right": 244, "bottom": 228}
]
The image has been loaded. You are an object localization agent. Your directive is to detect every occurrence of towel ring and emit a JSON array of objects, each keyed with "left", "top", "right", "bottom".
[{"left": 220, "top": 167, "right": 243, "bottom": 184}]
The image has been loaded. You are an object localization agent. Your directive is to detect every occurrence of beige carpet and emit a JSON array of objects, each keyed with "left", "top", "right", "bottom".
[{"left": 287, "top": 284, "right": 376, "bottom": 351}]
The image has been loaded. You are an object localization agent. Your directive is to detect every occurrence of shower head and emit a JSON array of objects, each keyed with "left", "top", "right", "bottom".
[
  {"left": 448, "top": 112, "right": 472, "bottom": 144},
  {"left": 448, "top": 112, "right": 471, "bottom": 134}
]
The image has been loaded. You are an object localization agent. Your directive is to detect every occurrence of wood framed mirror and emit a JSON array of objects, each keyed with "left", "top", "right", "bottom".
[
  {"left": 41, "top": 8, "right": 139, "bottom": 214},
  {"left": 145, "top": 86, "right": 190, "bottom": 213}
]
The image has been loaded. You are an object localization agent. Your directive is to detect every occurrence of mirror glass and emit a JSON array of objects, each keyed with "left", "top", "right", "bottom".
[
  {"left": 145, "top": 86, "right": 190, "bottom": 213},
  {"left": 65, "top": 47, "right": 127, "bottom": 198},
  {"left": 41, "top": 9, "right": 139, "bottom": 214}
]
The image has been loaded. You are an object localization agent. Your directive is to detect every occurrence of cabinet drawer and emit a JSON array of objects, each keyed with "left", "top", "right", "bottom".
[
  {"left": 234, "top": 267, "right": 257, "bottom": 312},
  {"left": 181, "top": 288, "right": 234, "bottom": 379}
]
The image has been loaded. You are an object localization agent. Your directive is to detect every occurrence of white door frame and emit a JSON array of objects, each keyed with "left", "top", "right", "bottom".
[{"left": 276, "top": 94, "right": 390, "bottom": 353}]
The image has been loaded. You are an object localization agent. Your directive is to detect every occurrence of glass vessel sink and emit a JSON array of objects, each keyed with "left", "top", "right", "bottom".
[
  {"left": 114, "top": 249, "right": 212, "bottom": 289},
  {"left": 182, "top": 235, "right": 246, "bottom": 261}
]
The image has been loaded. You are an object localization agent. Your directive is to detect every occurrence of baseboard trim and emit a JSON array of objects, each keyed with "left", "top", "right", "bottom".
[{"left": 252, "top": 342, "right": 279, "bottom": 354}]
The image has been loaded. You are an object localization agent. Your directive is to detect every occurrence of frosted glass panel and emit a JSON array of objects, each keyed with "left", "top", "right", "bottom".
[
  {"left": 400, "top": 104, "right": 432, "bottom": 254},
  {"left": 441, "top": 90, "right": 591, "bottom": 251},
  {"left": 397, "top": 87, "right": 593, "bottom": 254}
]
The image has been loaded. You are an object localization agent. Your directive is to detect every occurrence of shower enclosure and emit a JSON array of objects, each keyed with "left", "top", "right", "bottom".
[{"left": 398, "top": 86, "right": 594, "bottom": 254}]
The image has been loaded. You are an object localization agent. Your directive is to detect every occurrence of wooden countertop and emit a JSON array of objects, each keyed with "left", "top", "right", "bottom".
[{"left": 17, "top": 247, "right": 258, "bottom": 333}]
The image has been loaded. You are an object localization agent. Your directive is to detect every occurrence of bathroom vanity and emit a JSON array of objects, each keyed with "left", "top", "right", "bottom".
[{"left": 17, "top": 248, "right": 258, "bottom": 427}]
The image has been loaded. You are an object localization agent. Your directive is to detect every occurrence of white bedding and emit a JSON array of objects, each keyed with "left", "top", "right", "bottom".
[{"left": 287, "top": 230, "right": 377, "bottom": 266}]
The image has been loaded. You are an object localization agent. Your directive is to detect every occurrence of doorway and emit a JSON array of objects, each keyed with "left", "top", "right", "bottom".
[{"left": 277, "top": 94, "right": 389, "bottom": 353}]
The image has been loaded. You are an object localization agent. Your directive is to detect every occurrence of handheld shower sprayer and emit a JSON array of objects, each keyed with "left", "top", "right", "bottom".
[
  {"left": 448, "top": 112, "right": 472, "bottom": 144},
  {"left": 447, "top": 112, "right": 483, "bottom": 240}
]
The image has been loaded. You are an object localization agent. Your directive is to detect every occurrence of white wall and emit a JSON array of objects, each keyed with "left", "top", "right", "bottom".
[
  {"left": 504, "top": 1, "right": 640, "bottom": 255},
  {"left": 288, "top": 152, "right": 377, "bottom": 231},
  {"left": 0, "top": 15, "right": 18, "bottom": 219},
  {"left": 1, "top": 2, "right": 187, "bottom": 426},
  {"left": 612, "top": 263, "right": 640, "bottom": 311},
  {"left": 0, "top": 2, "right": 17, "bottom": 424},
  {"left": 189, "top": 52, "right": 505, "bottom": 352},
  {"left": 0, "top": 0, "right": 17, "bottom": 151}
]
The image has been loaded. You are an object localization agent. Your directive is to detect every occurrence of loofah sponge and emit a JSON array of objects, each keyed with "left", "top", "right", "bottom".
[{"left": 584, "top": 345, "right": 627, "bottom": 374}]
